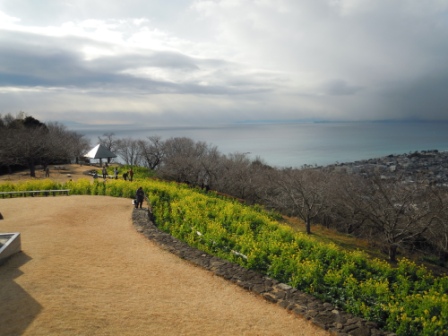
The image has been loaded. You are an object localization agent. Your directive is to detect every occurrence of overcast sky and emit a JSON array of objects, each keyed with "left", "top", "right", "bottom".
[{"left": 1, "top": 0, "right": 448, "bottom": 127}]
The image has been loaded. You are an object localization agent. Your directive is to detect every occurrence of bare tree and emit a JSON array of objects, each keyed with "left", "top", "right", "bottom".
[
  {"left": 98, "top": 132, "right": 118, "bottom": 163},
  {"left": 138, "top": 136, "right": 165, "bottom": 170},
  {"left": 215, "top": 152, "right": 254, "bottom": 199},
  {"left": 423, "top": 190, "right": 448, "bottom": 263},
  {"left": 156, "top": 137, "right": 221, "bottom": 187},
  {"left": 1, "top": 114, "right": 89, "bottom": 176},
  {"left": 0, "top": 114, "right": 19, "bottom": 172},
  {"left": 245, "top": 157, "right": 275, "bottom": 204},
  {"left": 45, "top": 122, "right": 91, "bottom": 165},
  {"left": 346, "top": 176, "right": 443, "bottom": 262},
  {"left": 196, "top": 144, "right": 222, "bottom": 190},
  {"left": 68, "top": 131, "right": 91, "bottom": 164},
  {"left": 45, "top": 122, "right": 74, "bottom": 163},
  {"left": 157, "top": 137, "right": 198, "bottom": 183},
  {"left": 217, "top": 155, "right": 273, "bottom": 204},
  {"left": 325, "top": 172, "right": 371, "bottom": 235},
  {"left": 115, "top": 137, "right": 141, "bottom": 166},
  {"left": 2, "top": 115, "right": 49, "bottom": 177},
  {"left": 267, "top": 168, "right": 329, "bottom": 234}
]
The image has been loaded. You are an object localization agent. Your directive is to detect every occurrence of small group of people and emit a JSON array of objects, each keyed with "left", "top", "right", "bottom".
[
  {"left": 89, "top": 166, "right": 146, "bottom": 209},
  {"left": 111, "top": 167, "right": 132, "bottom": 180},
  {"left": 92, "top": 166, "right": 134, "bottom": 181},
  {"left": 123, "top": 169, "right": 134, "bottom": 181},
  {"left": 92, "top": 165, "right": 110, "bottom": 180},
  {"left": 91, "top": 172, "right": 146, "bottom": 210}
]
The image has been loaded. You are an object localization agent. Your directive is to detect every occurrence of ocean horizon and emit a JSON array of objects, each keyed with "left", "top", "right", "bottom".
[{"left": 72, "top": 121, "right": 448, "bottom": 168}]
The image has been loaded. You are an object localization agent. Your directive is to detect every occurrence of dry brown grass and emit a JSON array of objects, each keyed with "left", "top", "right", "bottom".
[
  {"left": 282, "top": 206, "right": 448, "bottom": 275},
  {"left": 0, "top": 164, "right": 100, "bottom": 183}
]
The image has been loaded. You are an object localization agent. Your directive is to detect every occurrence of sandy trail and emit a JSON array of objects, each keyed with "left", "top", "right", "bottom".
[{"left": 0, "top": 195, "right": 329, "bottom": 336}]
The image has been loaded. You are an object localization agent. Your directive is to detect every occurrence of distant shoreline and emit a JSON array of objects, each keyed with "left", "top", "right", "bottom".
[{"left": 55, "top": 121, "right": 448, "bottom": 169}]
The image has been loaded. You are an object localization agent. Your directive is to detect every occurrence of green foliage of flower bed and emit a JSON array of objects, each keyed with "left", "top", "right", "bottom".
[
  {"left": 2, "top": 178, "right": 447, "bottom": 335},
  {"left": 0, "top": 179, "right": 64, "bottom": 195},
  {"left": 143, "top": 180, "right": 448, "bottom": 336},
  {"left": 116, "top": 165, "right": 154, "bottom": 179}
]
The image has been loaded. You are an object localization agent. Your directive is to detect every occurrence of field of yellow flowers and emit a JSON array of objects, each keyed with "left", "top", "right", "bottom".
[{"left": 1, "top": 176, "right": 447, "bottom": 335}]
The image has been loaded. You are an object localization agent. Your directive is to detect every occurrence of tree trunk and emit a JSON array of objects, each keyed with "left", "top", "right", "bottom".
[
  {"left": 439, "top": 251, "right": 448, "bottom": 263},
  {"left": 28, "top": 160, "right": 36, "bottom": 177},
  {"left": 388, "top": 244, "right": 398, "bottom": 263},
  {"left": 306, "top": 217, "right": 311, "bottom": 235},
  {"left": 27, "top": 158, "right": 36, "bottom": 177}
]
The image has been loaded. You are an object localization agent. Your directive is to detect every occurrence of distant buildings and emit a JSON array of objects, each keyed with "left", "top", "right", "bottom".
[{"left": 325, "top": 150, "right": 448, "bottom": 186}]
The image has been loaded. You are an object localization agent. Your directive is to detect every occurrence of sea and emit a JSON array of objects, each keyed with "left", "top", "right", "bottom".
[{"left": 74, "top": 121, "right": 448, "bottom": 169}]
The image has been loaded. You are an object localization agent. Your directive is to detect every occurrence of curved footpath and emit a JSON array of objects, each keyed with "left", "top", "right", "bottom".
[{"left": 0, "top": 196, "right": 329, "bottom": 336}]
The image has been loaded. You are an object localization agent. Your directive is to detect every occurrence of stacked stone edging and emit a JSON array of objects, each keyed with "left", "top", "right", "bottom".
[{"left": 132, "top": 209, "right": 396, "bottom": 336}]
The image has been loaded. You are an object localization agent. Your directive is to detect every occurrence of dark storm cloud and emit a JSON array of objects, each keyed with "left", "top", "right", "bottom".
[{"left": 378, "top": 73, "right": 448, "bottom": 120}]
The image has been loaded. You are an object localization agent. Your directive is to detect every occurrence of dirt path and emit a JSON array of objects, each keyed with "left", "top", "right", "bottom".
[{"left": 0, "top": 195, "right": 330, "bottom": 336}]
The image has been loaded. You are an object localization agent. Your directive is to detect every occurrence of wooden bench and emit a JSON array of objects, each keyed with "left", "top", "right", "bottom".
[{"left": 0, "top": 190, "right": 71, "bottom": 198}]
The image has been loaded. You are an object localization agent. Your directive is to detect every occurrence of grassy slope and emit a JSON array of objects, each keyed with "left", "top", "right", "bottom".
[{"left": 283, "top": 215, "right": 447, "bottom": 275}]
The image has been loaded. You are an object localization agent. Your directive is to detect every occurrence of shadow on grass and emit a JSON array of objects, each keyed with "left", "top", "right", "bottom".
[{"left": 0, "top": 252, "right": 42, "bottom": 335}]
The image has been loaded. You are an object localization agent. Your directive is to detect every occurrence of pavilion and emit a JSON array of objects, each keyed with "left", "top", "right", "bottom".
[{"left": 83, "top": 144, "right": 117, "bottom": 165}]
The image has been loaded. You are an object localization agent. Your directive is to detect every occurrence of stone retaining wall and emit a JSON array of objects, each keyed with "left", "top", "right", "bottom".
[{"left": 132, "top": 209, "right": 396, "bottom": 336}]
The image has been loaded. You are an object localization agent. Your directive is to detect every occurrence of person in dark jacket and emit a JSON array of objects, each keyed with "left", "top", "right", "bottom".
[{"left": 135, "top": 187, "right": 144, "bottom": 209}]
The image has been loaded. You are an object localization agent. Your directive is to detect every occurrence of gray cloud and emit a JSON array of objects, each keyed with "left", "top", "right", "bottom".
[
  {"left": 1, "top": 0, "right": 448, "bottom": 125},
  {"left": 377, "top": 73, "right": 448, "bottom": 120},
  {"left": 0, "top": 30, "right": 275, "bottom": 97},
  {"left": 320, "top": 80, "right": 363, "bottom": 96}
]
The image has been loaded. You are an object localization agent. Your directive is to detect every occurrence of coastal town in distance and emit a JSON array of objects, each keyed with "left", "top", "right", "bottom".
[{"left": 324, "top": 149, "right": 448, "bottom": 186}]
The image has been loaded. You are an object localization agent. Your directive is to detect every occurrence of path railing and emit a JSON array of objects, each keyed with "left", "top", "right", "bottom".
[{"left": 0, "top": 190, "right": 70, "bottom": 198}]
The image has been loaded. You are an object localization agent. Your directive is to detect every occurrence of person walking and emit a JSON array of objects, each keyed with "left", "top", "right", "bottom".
[
  {"left": 102, "top": 166, "right": 108, "bottom": 179},
  {"left": 114, "top": 167, "right": 118, "bottom": 180},
  {"left": 135, "top": 187, "right": 144, "bottom": 209}
]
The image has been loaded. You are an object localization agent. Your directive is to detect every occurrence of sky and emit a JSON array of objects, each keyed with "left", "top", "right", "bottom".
[{"left": 1, "top": 0, "right": 448, "bottom": 128}]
